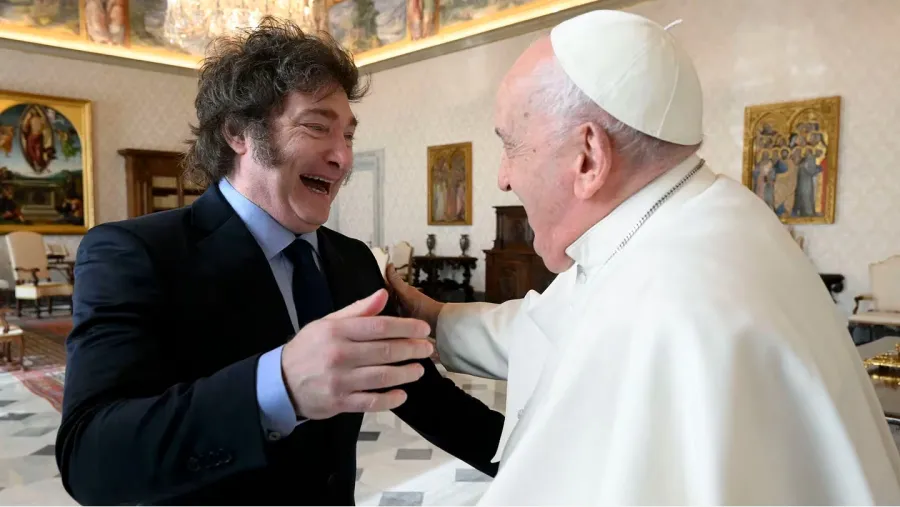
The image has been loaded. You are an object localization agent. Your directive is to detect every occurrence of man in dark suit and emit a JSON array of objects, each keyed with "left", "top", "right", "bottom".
[{"left": 56, "top": 17, "right": 503, "bottom": 505}]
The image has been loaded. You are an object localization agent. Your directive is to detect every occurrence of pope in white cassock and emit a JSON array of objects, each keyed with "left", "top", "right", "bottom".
[{"left": 387, "top": 9, "right": 900, "bottom": 506}]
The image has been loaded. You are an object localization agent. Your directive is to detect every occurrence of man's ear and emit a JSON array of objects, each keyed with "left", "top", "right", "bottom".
[
  {"left": 573, "top": 121, "right": 612, "bottom": 200},
  {"left": 222, "top": 121, "right": 249, "bottom": 156}
]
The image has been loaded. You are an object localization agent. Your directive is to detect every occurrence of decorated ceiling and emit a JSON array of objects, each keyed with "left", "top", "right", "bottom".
[{"left": 0, "top": 0, "right": 599, "bottom": 70}]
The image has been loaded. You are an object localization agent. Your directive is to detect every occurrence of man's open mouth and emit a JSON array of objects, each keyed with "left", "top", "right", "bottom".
[{"left": 300, "top": 175, "right": 334, "bottom": 195}]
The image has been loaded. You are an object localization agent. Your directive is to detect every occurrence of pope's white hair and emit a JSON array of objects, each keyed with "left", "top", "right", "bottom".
[{"left": 526, "top": 58, "right": 696, "bottom": 168}]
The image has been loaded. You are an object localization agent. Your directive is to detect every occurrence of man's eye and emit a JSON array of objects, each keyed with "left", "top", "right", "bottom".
[{"left": 305, "top": 124, "right": 328, "bottom": 132}]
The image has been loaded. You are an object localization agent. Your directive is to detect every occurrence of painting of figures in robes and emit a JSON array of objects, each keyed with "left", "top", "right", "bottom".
[
  {"left": 0, "top": 90, "right": 94, "bottom": 234},
  {"left": 742, "top": 96, "right": 841, "bottom": 225},
  {"left": 427, "top": 141, "right": 472, "bottom": 225}
]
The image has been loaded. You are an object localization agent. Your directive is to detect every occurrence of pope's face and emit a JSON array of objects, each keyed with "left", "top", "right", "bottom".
[
  {"left": 235, "top": 89, "right": 356, "bottom": 233},
  {"left": 494, "top": 39, "right": 578, "bottom": 273}
]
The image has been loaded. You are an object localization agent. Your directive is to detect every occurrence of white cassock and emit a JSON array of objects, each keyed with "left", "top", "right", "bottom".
[{"left": 436, "top": 154, "right": 900, "bottom": 505}]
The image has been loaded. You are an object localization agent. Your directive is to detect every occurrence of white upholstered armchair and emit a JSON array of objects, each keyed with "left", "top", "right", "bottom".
[
  {"left": 390, "top": 241, "right": 414, "bottom": 283},
  {"left": 850, "top": 255, "right": 900, "bottom": 329},
  {"left": 5, "top": 231, "right": 73, "bottom": 318}
]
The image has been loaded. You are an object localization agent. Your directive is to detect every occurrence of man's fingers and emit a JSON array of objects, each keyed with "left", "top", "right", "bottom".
[
  {"left": 323, "top": 289, "right": 388, "bottom": 321},
  {"left": 342, "top": 363, "right": 426, "bottom": 392},
  {"left": 340, "top": 389, "right": 408, "bottom": 413},
  {"left": 331, "top": 316, "right": 431, "bottom": 342},
  {"left": 344, "top": 339, "right": 433, "bottom": 367}
]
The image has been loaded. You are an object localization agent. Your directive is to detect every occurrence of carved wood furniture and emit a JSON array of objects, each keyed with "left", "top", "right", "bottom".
[
  {"left": 0, "top": 323, "right": 24, "bottom": 369},
  {"left": 120, "top": 149, "right": 205, "bottom": 218},
  {"left": 484, "top": 206, "right": 555, "bottom": 303},
  {"left": 412, "top": 255, "right": 477, "bottom": 302}
]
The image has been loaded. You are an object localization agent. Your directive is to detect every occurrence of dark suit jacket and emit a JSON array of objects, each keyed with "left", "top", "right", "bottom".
[{"left": 56, "top": 185, "right": 503, "bottom": 505}]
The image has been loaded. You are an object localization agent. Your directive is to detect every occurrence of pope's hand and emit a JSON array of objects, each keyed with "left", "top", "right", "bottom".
[
  {"left": 386, "top": 264, "right": 444, "bottom": 334},
  {"left": 281, "top": 289, "right": 433, "bottom": 420}
]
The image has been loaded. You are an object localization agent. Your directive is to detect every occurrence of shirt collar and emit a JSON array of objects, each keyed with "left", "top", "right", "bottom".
[
  {"left": 564, "top": 154, "right": 704, "bottom": 271},
  {"left": 218, "top": 178, "right": 318, "bottom": 260}
]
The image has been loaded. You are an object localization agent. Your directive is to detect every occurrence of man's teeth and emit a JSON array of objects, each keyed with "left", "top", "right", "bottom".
[{"left": 302, "top": 175, "right": 332, "bottom": 195}]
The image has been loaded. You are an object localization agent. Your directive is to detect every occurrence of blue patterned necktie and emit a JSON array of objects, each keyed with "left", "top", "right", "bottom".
[{"left": 282, "top": 237, "right": 334, "bottom": 329}]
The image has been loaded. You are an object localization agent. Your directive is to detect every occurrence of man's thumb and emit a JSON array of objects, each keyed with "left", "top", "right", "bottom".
[{"left": 324, "top": 288, "right": 388, "bottom": 320}]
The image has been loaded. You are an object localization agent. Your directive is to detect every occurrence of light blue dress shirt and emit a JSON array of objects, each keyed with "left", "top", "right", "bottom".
[{"left": 219, "top": 178, "right": 319, "bottom": 440}]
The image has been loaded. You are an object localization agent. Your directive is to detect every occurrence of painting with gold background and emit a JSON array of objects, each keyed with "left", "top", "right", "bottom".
[
  {"left": 742, "top": 96, "right": 841, "bottom": 225},
  {"left": 0, "top": 90, "right": 94, "bottom": 234},
  {"left": 427, "top": 141, "right": 472, "bottom": 226},
  {"left": 1, "top": 0, "right": 600, "bottom": 70}
]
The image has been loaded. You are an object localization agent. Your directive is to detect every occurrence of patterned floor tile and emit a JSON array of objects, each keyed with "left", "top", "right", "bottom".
[
  {"left": 0, "top": 400, "right": 15, "bottom": 408},
  {"left": 0, "top": 412, "right": 34, "bottom": 421},
  {"left": 356, "top": 468, "right": 363, "bottom": 481},
  {"left": 13, "top": 426, "right": 56, "bottom": 437},
  {"left": 30, "top": 445, "right": 55, "bottom": 456},
  {"left": 379, "top": 491, "right": 424, "bottom": 506},
  {"left": 358, "top": 431, "right": 381, "bottom": 441},
  {"left": 395, "top": 448, "right": 433, "bottom": 460},
  {"left": 455, "top": 469, "right": 491, "bottom": 482}
]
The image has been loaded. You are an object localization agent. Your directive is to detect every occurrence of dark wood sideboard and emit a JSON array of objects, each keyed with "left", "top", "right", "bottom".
[
  {"left": 120, "top": 149, "right": 205, "bottom": 218},
  {"left": 484, "top": 206, "right": 556, "bottom": 303}
]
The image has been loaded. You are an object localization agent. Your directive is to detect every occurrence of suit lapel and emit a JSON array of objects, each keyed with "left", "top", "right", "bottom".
[{"left": 189, "top": 186, "right": 295, "bottom": 345}]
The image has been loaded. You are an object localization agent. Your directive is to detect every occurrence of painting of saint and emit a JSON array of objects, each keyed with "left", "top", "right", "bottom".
[
  {"left": 742, "top": 96, "right": 840, "bottom": 225},
  {"left": 428, "top": 142, "right": 472, "bottom": 225},
  {"left": 0, "top": 91, "right": 94, "bottom": 233}
]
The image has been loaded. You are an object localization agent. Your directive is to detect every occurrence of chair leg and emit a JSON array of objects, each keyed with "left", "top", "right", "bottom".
[
  {"left": 16, "top": 299, "right": 22, "bottom": 318},
  {"left": 48, "top": 297, "right": 53, "bottom": 316},
  {"left": 34, "top": 299, "right": 41, "bottom": 319},
  {"left": 17, "top": 337, "right": 24, "bottom": 370}
]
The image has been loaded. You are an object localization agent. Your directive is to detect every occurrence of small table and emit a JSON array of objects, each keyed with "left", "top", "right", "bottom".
[
  {"left": 0, "top": 324, "right": 25, "bottom": 369},
  {"left": 413, "top": 255, "right": 477, "bottom": 302}
]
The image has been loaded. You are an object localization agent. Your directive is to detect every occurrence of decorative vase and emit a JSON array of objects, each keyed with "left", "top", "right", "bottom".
[
  {"left": 459, "top": 234, "right": 470, "bottom": 257},
  {"left": 426, "top": 234, "right": 436, "bottom": 256}
]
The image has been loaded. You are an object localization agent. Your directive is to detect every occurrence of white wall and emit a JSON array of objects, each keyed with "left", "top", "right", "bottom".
[
  {"left": 353, "top": 0, "right": 900, "bottom": 312},
  {"left": 0, "top": 47, "right": 197, "bottom": 285},
  {"left": 2, "top": 0, "right": 897, "bottom": 314}
]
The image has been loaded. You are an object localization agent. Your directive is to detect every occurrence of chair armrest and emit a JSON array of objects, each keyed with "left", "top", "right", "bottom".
[
  {"left": 14, "top": 267, "right": 40, "bottom": 285},
  {"left": 854, "top": 294, "right": 875, "bottom": 314}
]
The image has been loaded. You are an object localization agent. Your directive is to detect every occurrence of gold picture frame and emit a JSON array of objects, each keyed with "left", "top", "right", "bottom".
[
  {"left": 0, "top": 90, "right": 95, "bottom": 234},
  {"left": 427, "top": 141, "right": 472, "bottom": 226},
  {"left": 0, "top": 0, "right": 609, "bottom": 73},
  {"left": 741, "top": 96, "right": 841, "bottom": 225}
]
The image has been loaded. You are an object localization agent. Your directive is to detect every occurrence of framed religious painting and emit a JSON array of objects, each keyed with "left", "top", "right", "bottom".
[
  {"left": 427, "top": 141, "right": 472, "bottom": 225},
  {"left": 741, "top": 96, "right": 841, "bottom": 225},
  {"left": 0, "top": 90, "right": 94, "bottom": 234}
]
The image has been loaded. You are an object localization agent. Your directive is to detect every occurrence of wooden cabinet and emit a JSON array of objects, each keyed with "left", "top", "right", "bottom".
[
  {"left": 119, "top": 149, "right": 205, "bottom": 218},
  {"left": 484, "top": 206, "right": 556, "bottom": 303}
]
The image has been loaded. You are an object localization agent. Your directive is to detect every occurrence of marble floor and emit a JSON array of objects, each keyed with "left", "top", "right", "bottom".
[{"left": 0, "top": 361, "right": 506, "bottom": 506}]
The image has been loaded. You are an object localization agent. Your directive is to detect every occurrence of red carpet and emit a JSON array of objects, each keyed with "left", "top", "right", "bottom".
[{"left": 1, "top": 317, "right": 71, "bottom": 412}]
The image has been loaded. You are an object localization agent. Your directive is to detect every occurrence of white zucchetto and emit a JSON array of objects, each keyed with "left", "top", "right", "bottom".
[{"left": 550, "top": 10, "right": 703, "bottom": 145}]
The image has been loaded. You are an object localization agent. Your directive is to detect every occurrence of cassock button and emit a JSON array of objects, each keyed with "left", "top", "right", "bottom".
[{"left": 267, "top": 431, "right": 282, "bottom": 442}]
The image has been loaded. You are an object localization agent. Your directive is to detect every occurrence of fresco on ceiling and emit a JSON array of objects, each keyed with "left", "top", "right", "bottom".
[
  {"left": 0, "top": 0, "right": 594, "bottom": 69},
  {"left": 0, "top": 0, "right": 81, "bottom": 35}
]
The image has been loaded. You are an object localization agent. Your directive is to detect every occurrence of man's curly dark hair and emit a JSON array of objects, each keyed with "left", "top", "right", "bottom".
[{"left": 183, "top": 16, "right": 369, "bottom": 187}]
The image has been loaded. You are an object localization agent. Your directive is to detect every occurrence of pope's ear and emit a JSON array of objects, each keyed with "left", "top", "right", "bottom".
[{"left": 573, "top": 121, "right": 612, "bottom": 200}]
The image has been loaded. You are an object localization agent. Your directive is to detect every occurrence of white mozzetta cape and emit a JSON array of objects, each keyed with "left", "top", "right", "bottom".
[{"left": 437, "top": 155, "right": 900, "bottom": 505}]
